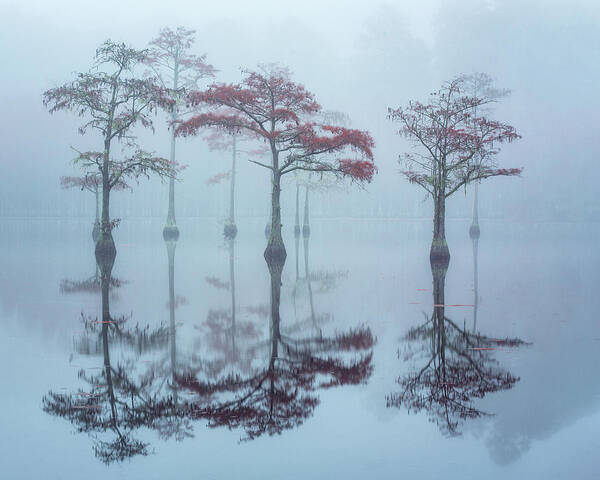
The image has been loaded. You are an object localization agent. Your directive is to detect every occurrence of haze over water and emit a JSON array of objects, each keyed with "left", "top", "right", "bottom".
[{"left": 1, "top": 0, "right": 599, "bottom": 478}]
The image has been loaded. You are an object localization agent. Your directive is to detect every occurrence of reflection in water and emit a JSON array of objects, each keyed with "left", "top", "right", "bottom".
[
  {"left": 470, "top": 183, "right": 480, "bottom": 333},
  {"left": 177, "top": 241, "right": 374, "bottom": 441},
  {"left": 387, "top": 256, "right": 528, "bottom": 436},
  {"left": 44, "top": 226, "right": 372, "bottom": 457},
  {"left": 43, "top": 239, "right": 189, "bottom": 463},
  {"left": 59, "top": 253, "right": 124, "bottom": 296},
  {"left": 60, "top": 273, "right": 124, "bottom": 296},
  {"left": 200, "top": 238, "right": 262, "bottom": 372},
  {"left": 291, "top": 197, "right": 348, "bottom": 333}
]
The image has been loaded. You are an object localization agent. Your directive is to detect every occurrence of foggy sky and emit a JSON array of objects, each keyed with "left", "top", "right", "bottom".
[{"left": 1, "top": 0, "right": 598, "bottom": 222}]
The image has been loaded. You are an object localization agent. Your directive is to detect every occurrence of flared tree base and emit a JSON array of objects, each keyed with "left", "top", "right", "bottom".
[
  {"left": 224, "top": 223, "right": 238, "bottom": 240},
  {"left": 264, "top": 242, "right": 287, "bottom": 274},
  {"left": 163, "top": 224, "right": 180, "bottom": 242},
  {"left": 95, "top": 232, "right": 116, "bottom": 277},
  {"left": 430, "top": 237, "right": 450, "bottom": 264},
  {"left": 469, "top": 223, "right": 480, "bottom": 240},
  {"left": 430, "top": 254, "right": 450, "bottom": 276}
]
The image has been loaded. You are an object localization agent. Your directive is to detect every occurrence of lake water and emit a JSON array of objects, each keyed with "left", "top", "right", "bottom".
[{"left": 1, "top": 217, "right": 598, "bottom": 479}]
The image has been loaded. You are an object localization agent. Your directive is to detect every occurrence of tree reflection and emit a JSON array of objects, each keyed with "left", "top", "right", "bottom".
[
  {"left": 291, "top": 201, "right": 348, "bottom": 334},
  {"left": 469, "top": 182, "right": 480, "bottom": 333},
  {"left": 177, "top": 252, "right": 374, "bottom": 441},
  {"left": 387, "top": 257, "right": 528, "bottom": 436},
  {"left": 199, "top": 238, "right": 263, "bottom": 375},
  {"left": 59, "top": 254, "right": 124, "bottom": 297},
  {"left": 43, "top": 249, "right": 185, "bottom": 463}
]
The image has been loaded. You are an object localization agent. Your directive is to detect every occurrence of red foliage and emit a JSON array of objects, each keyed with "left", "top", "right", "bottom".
[
  {"left": 205, "top": 171, "right": 231, "bottom": 185},
  {"left": 176, "top": 324, "right": 375, "bottom": 441},
  {"left": 388, "top": 74, "right": 522, "bottom": 198},
  {"left": 339, "top": 159, "right": 377, "bottom": 182},
  {"left": 177, "top": 65, "right": 375, "bottom": 183}
]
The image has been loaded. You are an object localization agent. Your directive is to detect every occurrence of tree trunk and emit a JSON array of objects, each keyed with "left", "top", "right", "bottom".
[
  {"left": 431, "top": 256, "right": 448, "bottom": 358},
  {"left": 166, "top": 239, "right": 177, "bottom": 375},
  {"left": 166, "top": 131, "right": 177, "bottom": 226},
  {"left": 101, "top": 167, "right": 110, "bottom": 231},
  {"left": 294, "top": 230, "right": 300, "bottom": 282},
  {"left": 303, "top": 234, "right": 318, "bottom": 334},
  {"left": 101, "top": 273, "right": 118, "bottom": 426},
  {"left": 430, "top": 192, "right": 449, "bottom": 262},
  {"left": 302, "top": 186, "right": 310, "bottom": 237},
  {"left": 268, "top": 257, "right": 282, "bottom": 357},
  {"left": 471, "top": 232, "right": 479, "bottom": 334},
  {"left": 163, "top": 123, "right": 180, "bottom": 241},
  {"left": 230, "top": 135, "right": 236, "bottom": 225},
  {"left": 229, "top": 238, "right": 236, "bottom": 359},
  {"left": 224, "top": 135, "right": 238, "bottom": 239},
  {"left": 294, "top": 183, "right": 300, "bottom": 237},
  {"left": 96, "top": 147, "right": 116, "bottom": 276},
  {"left": 95, "top": 189, "right": 100, "bottom": 223},
  {"left": 265, "top": 171, "right": 273, "bottom": 240},
  {"left": 92, "top": 189, "right": 101, "bottom": 243},
  {"left": 264, "top": 169, "right": 286, "bottom": 265},
  {"left": 164, "top": 59, "right": 180, "bottom": 240},
  {"left": 469, "top": 182, "right": 480, "bottom": 240}
]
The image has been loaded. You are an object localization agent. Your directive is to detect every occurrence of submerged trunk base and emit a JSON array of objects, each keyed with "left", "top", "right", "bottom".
[
  {"left": 469, "top": 223, "right": 480, "bottom": 240},
  {"left": 95, "top": 232, "right": 116, "bottom": 277},
  {"left": 224, "top": 222, "right": 237, "bottom": 240},
  {"left": 264, "top": 242, "right": 287, "bottom": 272},
  {"left": 430, "top": 237, "right": 450, "bottom": 264},
  {"left": 163, "top": 225, "right": 180, "bottom": 242}
]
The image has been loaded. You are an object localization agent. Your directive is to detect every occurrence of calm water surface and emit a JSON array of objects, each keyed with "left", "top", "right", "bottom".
[{"left": 1, "top": 218, "right": 598, "bottom": 479}]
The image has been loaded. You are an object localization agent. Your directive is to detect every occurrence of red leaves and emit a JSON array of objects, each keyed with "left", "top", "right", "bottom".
[
  {"left": 297, "top": 124, "right": 375, "bottom": 161},
  {"left": 176, "top": 112, "right": 254, "bottom": 137},
  {"left": 339, "top": 159, "right": 377, "bottom": 182},
  {"left": 178, "top": 65, "right": 376, "bottom": 183},
  {"left": 205, "top": 171, "right": 231, "bottom": 185},
  {"left": 389, "top": 73, "right": 521, "bottom": 197}
]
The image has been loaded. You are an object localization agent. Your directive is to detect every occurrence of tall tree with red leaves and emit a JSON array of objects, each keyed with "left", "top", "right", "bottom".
[
  {"left": 388, "top": 74, "right": 521, "bottom": 261},
  {"left": 177, "top": 65, "right": 376, "bottom": 264}
]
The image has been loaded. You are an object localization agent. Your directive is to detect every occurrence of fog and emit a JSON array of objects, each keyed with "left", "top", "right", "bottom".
[
  {"left": 1, "top": 1, "right": 599, "bottom": 479},
  {"left": 1, "top": 0, "right": 598, "bottom": 222}
]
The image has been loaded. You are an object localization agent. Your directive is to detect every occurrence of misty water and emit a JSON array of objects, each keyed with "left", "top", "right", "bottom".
[{"left": 1, "top": 216, "right": 598, "bottom": 479}]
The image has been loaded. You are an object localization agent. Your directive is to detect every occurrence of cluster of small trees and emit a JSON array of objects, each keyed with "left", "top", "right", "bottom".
[{"left": 45, "top": 27, "right": 521, "bottom": 271}]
